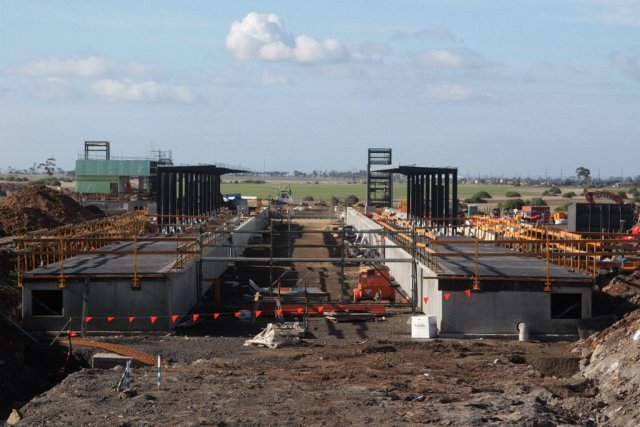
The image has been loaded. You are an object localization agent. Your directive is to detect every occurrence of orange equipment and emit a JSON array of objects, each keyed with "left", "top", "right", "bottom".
[
  {"left": 583, "top": 189, "right": 623, "bottom": 204},
  {"left": 353, "top": 265, "right": 396, "bottom": 303}
]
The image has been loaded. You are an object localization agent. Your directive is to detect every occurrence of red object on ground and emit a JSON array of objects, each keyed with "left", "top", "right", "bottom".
[{"left": 353, "top": 265, "right": 397, "bottom": 303}]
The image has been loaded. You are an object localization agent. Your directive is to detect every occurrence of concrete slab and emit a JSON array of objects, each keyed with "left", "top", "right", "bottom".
[
  {"left": 428, "top": 239, "right": 589, "bottom": 280},
  {"left": 25, "top": 239, "right": 180, "bottom": 276},
  {"left": 92, "top": 352, "right": 135, "bottom": 369}
]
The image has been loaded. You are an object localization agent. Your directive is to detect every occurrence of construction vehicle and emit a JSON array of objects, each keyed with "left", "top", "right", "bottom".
[
  {"left": 583, "top": 189, "right": 624, "bottom": 204},
  {"left": 521, "top": 205, "right": 551, "bottom": 223},
  {"left": 553, "top": 211, "right": 567, "bottom": 225},
  {"left": 353, "top": 265, "right": 396, "bottom": 303}
]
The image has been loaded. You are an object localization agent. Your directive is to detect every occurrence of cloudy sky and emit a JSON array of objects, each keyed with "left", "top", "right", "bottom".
[{"left": 0, "top": 1, "right": 639, "bottom": 178}]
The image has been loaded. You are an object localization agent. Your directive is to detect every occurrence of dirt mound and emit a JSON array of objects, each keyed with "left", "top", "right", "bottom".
[
  {"left": 0, "top": 185, "right": 99, "bottom": 236},
  {"left": 572, "top": 309, "right": 640, "bottom": 425}
]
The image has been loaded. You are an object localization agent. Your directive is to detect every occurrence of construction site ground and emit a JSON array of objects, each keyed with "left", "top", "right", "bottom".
[{"left": 4, "top": 218, "right": 639, "bottom": 426}]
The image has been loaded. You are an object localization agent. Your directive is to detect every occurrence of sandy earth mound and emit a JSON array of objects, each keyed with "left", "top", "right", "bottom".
[{"left": 0, "top": 185, "right": 98, "bottom": 236}]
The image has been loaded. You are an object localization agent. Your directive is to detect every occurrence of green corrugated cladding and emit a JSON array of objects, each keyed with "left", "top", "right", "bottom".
[
  {"left": 75, "top": 159, "right": 151, "bottom": 193},
  {"left": 76, "top": 159, "right": 151, "bottom": 176},
  {"left": 76, "top": 178, "right": 116, "bottom": 193}
]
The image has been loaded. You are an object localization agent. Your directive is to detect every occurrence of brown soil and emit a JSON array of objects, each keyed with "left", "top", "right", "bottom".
[
  {"left": 0, "top": 185, "right": 98, "bottom": 236},
  {"left": 7, "top": 218, "right": 594, "bottom": 426}
]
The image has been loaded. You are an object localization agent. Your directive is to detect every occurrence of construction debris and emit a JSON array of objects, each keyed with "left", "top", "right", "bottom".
[
  {"left": 243, "top": 322, "right": 305, "bottom": 348},
  {"left": 323, "top": 311, "right": 378, "bottom": 323}
]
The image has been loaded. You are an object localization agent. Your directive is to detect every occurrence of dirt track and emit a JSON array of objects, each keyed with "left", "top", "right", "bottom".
[{"left": 3, "top": 217, "right": 627, "bottom": 425}]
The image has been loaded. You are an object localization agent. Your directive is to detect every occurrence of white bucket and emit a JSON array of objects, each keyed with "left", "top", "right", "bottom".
[{"left": 411, "top": 315, "right": 438, "bottom": 339}]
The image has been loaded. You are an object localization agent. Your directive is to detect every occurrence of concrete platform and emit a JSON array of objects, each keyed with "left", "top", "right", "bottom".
[
  {"left": 346, "top": 208, "right": 594, "bottom": 336},
  {"left": 430, "top": 238, "right": 589, "bottom": 281},
  {"left": 22, "top": 210, "right": 270, "bottom": 332},
  {"left": 26, "top": 240, "right": 178, "bottom": 276}
]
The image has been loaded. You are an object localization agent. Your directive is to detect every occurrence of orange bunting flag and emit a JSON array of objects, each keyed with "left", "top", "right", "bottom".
[
  {"left": 276, "top": 309, "right": 283, "bottom": 316},
  {"left": 255, "top": 310, "right": 262, "bottom": 318},
  {"left": 423, "top": 297, "right": 429, "bottom": 304},
  {"left": 444, "top": 293, "right": 451, "bottom": 301},
  {"left": 68, "top": 330, "right": 78, "bottom": 337},
  {"left": 192, "top": 314, "right": 199, "bottom": 322},
  {"left": 150, "top": 316, "right": 158, "bottom": 324},
  {"left": 213, "top": 313, "right": 220, "bottom": 319},
  {"left": 401, "top": 298, "right": 408, "bottom": 304},
  {"left": 317, "top": 306, "right": 324, "bottom": 313},
  {"left": 465, "top": 289, "right": 471, "bottom": 298},
  {"left": 234, "top": 312, "right": 241, "bottom": 318},
  {"left": 107, "top": 316, "right": 114, "bottom": 322},
  {"left": 296, "top": 307, "right": 304, "bottom": 314},
  {"left": 84, "top": 316, "right": 93, "bottom": 323},
  {"left": 129, "top": 316, "right": 135, "bottom": 323},
  {"left": 171, "top": 315, "right": 178, "bottom": 323}
]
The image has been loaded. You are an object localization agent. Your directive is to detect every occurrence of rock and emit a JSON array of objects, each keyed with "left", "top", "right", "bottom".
[
  {"left": 6, "top": 409, "right": 22, "bottom": 425},
  {"left": 118, "top": 388, "right": 138, "bottom": 399},
  {"left": 508, "top": 354, "right": 526, "bottom": 364}
]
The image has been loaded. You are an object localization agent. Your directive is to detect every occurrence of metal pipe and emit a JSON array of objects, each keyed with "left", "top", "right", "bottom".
[{"left": 517, "top": 322, "right": 529, "bottom": 342}]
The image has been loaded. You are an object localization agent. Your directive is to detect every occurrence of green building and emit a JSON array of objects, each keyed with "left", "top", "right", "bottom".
[{"left": 75, "top": 141, "right": 171, "bottom": 197}]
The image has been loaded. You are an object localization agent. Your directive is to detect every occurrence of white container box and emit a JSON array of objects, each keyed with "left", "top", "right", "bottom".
[{"left": 411, "top": 315, "right": 438, "bottom": 339}]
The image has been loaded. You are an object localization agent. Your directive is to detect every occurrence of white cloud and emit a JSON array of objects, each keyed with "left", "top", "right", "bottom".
[
  {"left": 392, "top": 27, "right": 460, "bottom": 43},
  {"left": 610, "top": 50, "right": 640, "bottom": 80},
  {"left": 90, "top": 79, "right": 200, "bottom": 103},
  {"left": 225, "top": 12, "right": 382, "bottom": 64},
  {"left": 412, "top": 48, "right": 492, "bottom": 69},
  {"left": 11, "top": 55, "right": 161, "bottom": 78}
]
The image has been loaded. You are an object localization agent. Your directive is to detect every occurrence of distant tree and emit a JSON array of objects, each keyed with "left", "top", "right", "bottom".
[
  {"left": 576, "top": 166, "right": 591, "bottom": 184},
  {"left": 528, "top": 197, "right": 547, "bottom": 206},
  {"left": 617, "top": 191, "right": 628, "bottom": 199},
  {"left": 475, "top": 191, "right": 492, "bottom": 199},
  {"left": 554, "top": 203, "right": 572, "bottom": 212},
  {"left": 464, "top": 195, "right": 487, "bottom": 203},
  {"left": 629, "top": 187, "right": 639, "bottom": 197},
  {"left": 499, "top": 198, "right": 525, "bottom": 210},
  {"left": 542, "top": 186, "right": 561, "bottom": 196},
  {"left": 303, "top": 195, "right": 314, "bottom": 201},
  {"left": 505, "top": 191, "right": 521, "bottom": 198},
  {"left": 562, "top": 192, "right": 576, "bottom": 198},
  {"left": 37, "top": 157, "right": 56, "bottom": 176},
  {"left": 345, "top": 194, "right": 359, "bottom": 205}
]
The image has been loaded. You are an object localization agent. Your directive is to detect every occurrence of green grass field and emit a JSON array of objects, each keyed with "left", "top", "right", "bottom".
[{"left": 221, "top": 182, "right": 567, "bottom": 202}]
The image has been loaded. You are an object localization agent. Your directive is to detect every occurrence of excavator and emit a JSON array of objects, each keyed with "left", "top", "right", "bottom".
[{"left": 582, "top": 188, "right": 624, "bottom": 205}]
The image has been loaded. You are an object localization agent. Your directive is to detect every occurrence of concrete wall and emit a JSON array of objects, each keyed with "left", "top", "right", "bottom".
[
  {"left": 346, "top": 208, "right": 592, "bottom": 337},
  {"left": 23, "top": 278, "right": 169, "bottom": 332},
  {"left": 439, "top": 286, "right": 591, "bottom": 335}
]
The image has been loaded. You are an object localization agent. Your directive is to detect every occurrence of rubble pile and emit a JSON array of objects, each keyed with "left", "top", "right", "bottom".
[
  {"left": 568, "top": 271, "right": 640, "bottom": 425},
  {"left": 576, "top": 309, "right": 640, "bottom": 425},
  {"left": 603, "top": 271, "right": 640, "bottom": 309},
  {"left": 0, "top": 185, "right": 98, "bottom": 236}
]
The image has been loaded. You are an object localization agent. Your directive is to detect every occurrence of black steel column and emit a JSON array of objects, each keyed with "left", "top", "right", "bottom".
[
  {"left": 452, "top": 169, "right": 458, "bottom": 225},
  {"left": 444, "top": 172, "right": 450, "bottom": 225},
  {"left": 169, "top": 170, "right": 177, "bottom": 225}
]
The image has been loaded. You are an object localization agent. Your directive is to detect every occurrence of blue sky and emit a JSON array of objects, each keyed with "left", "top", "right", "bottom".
[{"left": 0, "top": 0, "right": 638, "bottom": 178}]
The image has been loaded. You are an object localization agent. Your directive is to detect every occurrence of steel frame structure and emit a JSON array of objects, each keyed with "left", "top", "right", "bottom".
[{"left": 366, "top": 148, "right": 393, "bottom": 208}]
